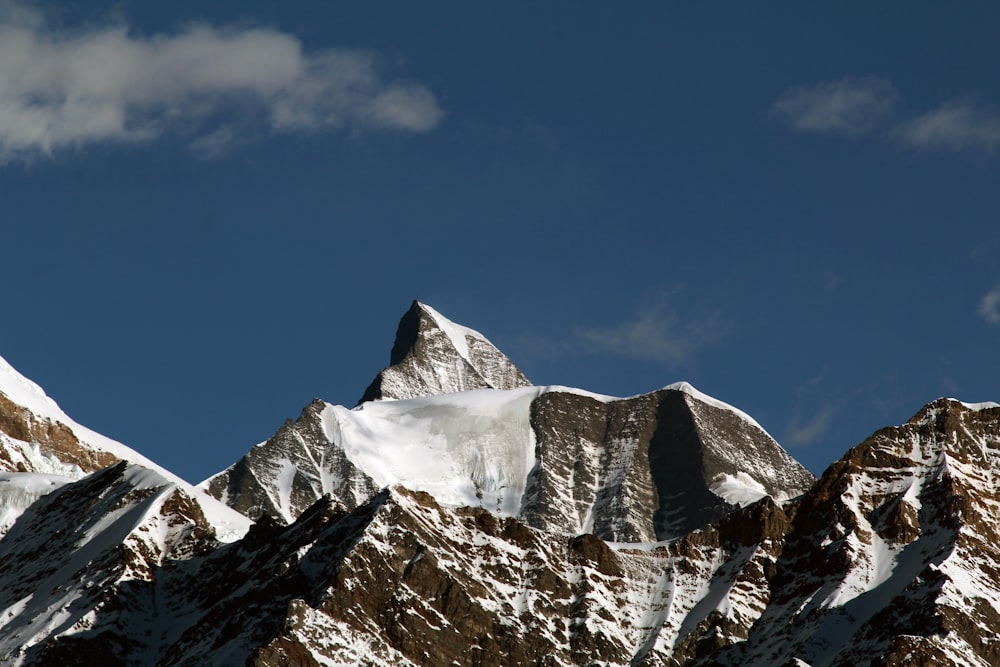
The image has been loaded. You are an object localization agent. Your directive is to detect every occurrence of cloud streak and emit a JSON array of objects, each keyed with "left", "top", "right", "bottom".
[
  {"left": 772, "top": 76, "right": 898, "bottom": 135},
  {"left": 784, "top": 404, "right": 834, "bottom": 447},
  {"left": 979, "top": 285, "right": 1000, "bottom": 325},
  {"left": 577, "top": 298, "right": 722, "bottom": 366},
  {"left": 0, "top": 3, "right": 443, "bottom": 162},
  {"left": 774, "top": 75, "right": 1000, "bottom": 155},
  {"left": 894, "top": 102, "right": 1000, "bottom": 153}
]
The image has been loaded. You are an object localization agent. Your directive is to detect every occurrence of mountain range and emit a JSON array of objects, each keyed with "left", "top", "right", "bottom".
[{"left": 0, "top": 300, "right": 997, "bottom": 665}]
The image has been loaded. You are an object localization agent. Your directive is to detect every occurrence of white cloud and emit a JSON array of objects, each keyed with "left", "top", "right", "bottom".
[
  {"left": 894, "top": 101, "right": 1000, "bottom": 152},
  {"left": 979, "top": 284, "right": 1000, "bottom": 324},
  {"left": 0, "top": 3, "right": 443, "bottom": 162},
  {"left": 772, "top": 76, "right": 898, "bottom": 134},
  {"left": 577, "top": 298, "right": 722, "bottom": 365},
  {"left": 784, "top": 404, "right": 834, "bottom": 447}
]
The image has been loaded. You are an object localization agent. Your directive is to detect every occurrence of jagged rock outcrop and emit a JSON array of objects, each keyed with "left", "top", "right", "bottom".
[
  {"left": 202, "top": 398, "right": 380, "bottom": 523},
  {"left": 359, "top": 300, "right": 531, "bottom": 403},
  {"left": 704, "top": 398, "right": 1000, "bottom": 666},
  {"left": 0, "top": 482, "right": 796, "bottom": 666}
]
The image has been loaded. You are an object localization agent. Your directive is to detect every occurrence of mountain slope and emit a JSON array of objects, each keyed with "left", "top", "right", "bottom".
[
  {"left": 0, "top": 461, "right": 227, "bottom": 665},
  {"left": 207, "top": 398, "right": 1000, "bottom": 666},
  {"left": 0, "top": 481, "right": 791, "bottom": 666},
  {"left": 0, "top": 354, "right": 251, "bottom": 541},
  {"left": 18, "top": 398, "right": 1000, "bottom": 666}
]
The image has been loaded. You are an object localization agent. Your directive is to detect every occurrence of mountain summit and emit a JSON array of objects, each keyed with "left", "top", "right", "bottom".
[
  {"left": 203, "top": 302, "right": 814, "bottom": 538},
  {"left": 358, "top": 300, "right": 531, "bottom": 403}
]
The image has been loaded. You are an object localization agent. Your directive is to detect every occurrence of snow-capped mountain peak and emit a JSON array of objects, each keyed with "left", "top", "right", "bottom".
[
  {"left": 359, "top": 300, "right": 531, "bottom": 403},
  {"left": 205, "top": 303, "right": 815, "bottom": 541}
]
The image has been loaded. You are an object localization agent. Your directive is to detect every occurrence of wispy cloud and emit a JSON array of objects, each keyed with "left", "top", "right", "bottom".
[
  {"left": 0, "top": 2, "right": 443, "bottom": 162},
  {"left": 894, "top": 101, "right": 1000, "bottom": 153},
  {"left": 784, "top": 404, "right": 834, "bottom": 447},
  {"left": 979, "top": 284, "right": 1000, "bottom": 324},
  {"left": 773, "top": 75, "right": 1000, "bottom": 156},
  {"left": 577, "top": 296, "right": 723, "bottom": 366},
  {"left": 772, "top": 76, "right": 898, "bottom": 135}
]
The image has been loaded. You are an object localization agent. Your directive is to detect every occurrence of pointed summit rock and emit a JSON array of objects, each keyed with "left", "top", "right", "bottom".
[{"left": 359, "top": 300, "right": 531, "bottom": 403}]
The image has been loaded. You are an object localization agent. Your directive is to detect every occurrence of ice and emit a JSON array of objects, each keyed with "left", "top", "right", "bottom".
[
  {"left": 957, "top": 400, "right": 1000, "bottom": 411},
  {"left": 328, "top": 387, "right": 543, "bottom": 514}
]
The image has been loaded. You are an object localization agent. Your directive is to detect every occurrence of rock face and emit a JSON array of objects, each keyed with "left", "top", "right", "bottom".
[
  {"left": 202, "top": 398, "right": 381, "bottom": 524},
  {"left": 521, "top": 384, "right": 815, "bottom": 542},
  {"left": 0, "top": 461, "right": 225, "bottom": 664},
  {"left": 359, "top": 300, "right": 531, "bottom": 403},
  {"left": 2, "top": 303, "right": 999, "bottom": 665}
]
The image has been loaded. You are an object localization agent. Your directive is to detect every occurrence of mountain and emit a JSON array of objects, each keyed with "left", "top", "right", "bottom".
[
  {"left": 201, "top": 301, "right": 813, "bottom": 537},
  {"left": 2, "top": 301, "right": 999, "bottom": 665},
  {"left": 7, "top": 399, "right": 1000, "bottom": 665}
]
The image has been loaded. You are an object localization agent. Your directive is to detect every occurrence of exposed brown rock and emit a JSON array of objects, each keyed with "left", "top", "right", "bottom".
[{"left": 0, "top": 390, "right": 119, "bottom": 473}]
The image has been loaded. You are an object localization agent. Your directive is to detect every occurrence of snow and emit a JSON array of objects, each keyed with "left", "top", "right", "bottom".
[
  {"left": 709, "top": 472, "right": 770, "bottom": 507},
  {"left": 308, "top": 381, "right": 771, "bottom": 519},
  {"left": 0, "top": 356, "right": 65, "bottom": 418},
  {"left": 956, "top": 400, "right": 1000, "bottom": 411}
]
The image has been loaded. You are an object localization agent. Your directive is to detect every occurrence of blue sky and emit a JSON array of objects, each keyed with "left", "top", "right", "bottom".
[{"left": 1, "top": 2, "right": 998, "bottom": 482}]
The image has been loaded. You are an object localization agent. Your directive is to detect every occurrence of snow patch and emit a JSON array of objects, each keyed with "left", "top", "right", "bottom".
[
  {"left": 709, "top": 472, "right": 770, "bottom": 507},
  {"left": 957, "top": 399, "right": 1000, "bottom": 411},
  {"left": 0, "top": 472, "right": 72, "bottom": 535}
]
